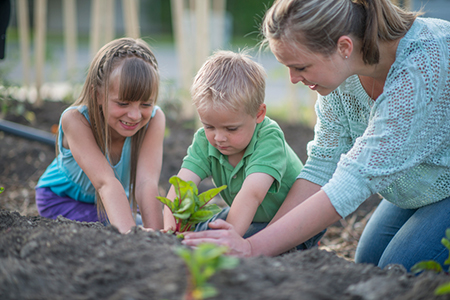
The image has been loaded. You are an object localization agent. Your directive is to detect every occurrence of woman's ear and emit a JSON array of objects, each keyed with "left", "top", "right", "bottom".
[
  {"left": 337, "top": 35, "right": 354, "bottom": 59},
  {"left": 256, "top": 104, "right": 266, "bottom": 123}
]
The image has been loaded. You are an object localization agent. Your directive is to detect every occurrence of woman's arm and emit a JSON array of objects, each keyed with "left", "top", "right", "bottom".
[
  {"left": 226, "top": 172, "right": 274, "bottom": 236},
  {"left": 62, "top": 109, "right": 136, "bottom": 233},
  {"left": 135, "top": 108, "right": 166, "bottom": 230},
  {"left": 183, "top": 189, "right": 341, "bottom": 257},
  {"left": 163, "top": 168, "right": 202, "bottom": 231},
  {"left": 249, "top": 190, "right": 341, "bottom": 256}
]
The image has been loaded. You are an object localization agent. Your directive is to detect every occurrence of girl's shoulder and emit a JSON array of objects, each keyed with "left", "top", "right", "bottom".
[{"left": 61, "top": 105, "right": 89, "bottom": 126}]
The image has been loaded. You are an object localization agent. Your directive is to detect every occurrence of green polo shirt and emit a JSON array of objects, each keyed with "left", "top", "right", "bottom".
[{"left": 181, "top": 117, "right": 303, "bottom": 222}]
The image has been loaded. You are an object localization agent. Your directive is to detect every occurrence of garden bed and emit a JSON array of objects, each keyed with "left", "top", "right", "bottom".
[{"left": 0, "top": 99, "right": 448, "bottom": 299}]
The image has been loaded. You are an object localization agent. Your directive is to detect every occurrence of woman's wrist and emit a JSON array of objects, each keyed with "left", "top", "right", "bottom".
[{"left": 245, "top": 238, "right": 254, "bottom": 257}]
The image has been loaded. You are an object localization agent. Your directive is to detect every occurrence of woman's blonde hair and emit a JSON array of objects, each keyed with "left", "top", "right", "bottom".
[
  {"left": 66, "top": 37, "right": 159, "bottom": 219},
  {"left": 262, "top": 0, "right": 422, "bottom": 64},
  {"left": 191, "top": 50, "right": 266, "bottom": 117}
]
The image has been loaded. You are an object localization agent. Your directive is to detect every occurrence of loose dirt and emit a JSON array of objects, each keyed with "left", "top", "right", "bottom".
[{"left": 0, "top": 99, "right": 449, "bottom": 300}]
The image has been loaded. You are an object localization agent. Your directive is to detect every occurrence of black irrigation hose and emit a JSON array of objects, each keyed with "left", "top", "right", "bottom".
[{"left": 0, "top": 119, "right": 56, "bottom": 146}]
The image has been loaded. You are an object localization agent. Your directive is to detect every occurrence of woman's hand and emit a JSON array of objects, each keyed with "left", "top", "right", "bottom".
[{"left": 182, "top": 219, "right": 253, "bottom": 257}]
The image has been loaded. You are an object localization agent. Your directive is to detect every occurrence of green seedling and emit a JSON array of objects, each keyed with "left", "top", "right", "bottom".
[
  {"left": 175, "top": 243, "right": 239, "bottom": 300},
  {"left": 411, "top": 228, "right": 450, "bottom": 295},
  {"left": 0, "top": 187, "right": 4, "bottom": 194},
  {"left": 157, "top": 176, "right": 226, "bottom": 233}
]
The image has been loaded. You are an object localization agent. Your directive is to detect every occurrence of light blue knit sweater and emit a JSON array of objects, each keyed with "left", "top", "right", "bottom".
[{"left": 299, "top": 17, "right": 450, "bottom": 218}]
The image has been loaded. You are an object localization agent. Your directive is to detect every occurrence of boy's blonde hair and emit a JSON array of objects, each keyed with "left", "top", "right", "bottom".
[{"left": 191, "top": 50, "right": 266, "bottom": 117}]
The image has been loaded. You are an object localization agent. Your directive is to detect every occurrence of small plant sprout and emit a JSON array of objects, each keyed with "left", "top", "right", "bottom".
[
  {"left": 411, "top": 228, "right": 450, "bottom": 295},
  {"left": 157, "top": 176, "right": 226, "bottom": 233},
  {"left": 175, "top": 243, "right": 239, "bottom": 300},
  {"left": 0, "top": 187, "right": 3, "bottom": 194}
]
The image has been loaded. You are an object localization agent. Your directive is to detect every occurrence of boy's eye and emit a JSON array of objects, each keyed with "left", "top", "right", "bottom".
[
  {"left": 227, "top": 127, "right": 238, "bottom": 131},
  {"left": 295, "top": 67, "right": 305, "bottom": 72}
]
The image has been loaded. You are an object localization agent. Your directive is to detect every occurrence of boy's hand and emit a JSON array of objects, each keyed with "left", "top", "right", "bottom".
[{"left": 182, "top": 219, "right": 253, "bottom": 257}]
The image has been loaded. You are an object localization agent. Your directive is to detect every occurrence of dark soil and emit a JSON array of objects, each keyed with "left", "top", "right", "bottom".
[{"left": 0, "top": 99, "right": 449, "bottom": 300}]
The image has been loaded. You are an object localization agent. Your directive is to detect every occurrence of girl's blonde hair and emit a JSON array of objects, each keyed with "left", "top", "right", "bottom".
[
  {"left": 262, "top": 0, "right": 421, "bottom": 64},
  {"left": 68, "top": 37, "right": 159, "bottom": 219},
  {"left": 191, "top": 50, "right": 266, "bottom": 117}
]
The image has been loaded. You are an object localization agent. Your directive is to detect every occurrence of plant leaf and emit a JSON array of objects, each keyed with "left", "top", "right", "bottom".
[
  {"left": 411, "top": 260, "right": 443, "bottom": 274},
  {"left": 216, "top": 256, "right": 239, "bottom": 270},
  {"left": 202, "top": 204, "right": 221, "bottom": 215},
  {"left": 177, "top": 196, "right": 194, "bottom": 213},
  {"left": 156, "top": 196, "right": 174, "bottom": 211},
  {"left": 435, "top": 282, "right": 450, "bottom": 295},
  {"left": 189, "top": 210, "right": 215, "bottom": 224},
  {"left": 173, "top": 211, "right": 191, "bottom": 220},
  {"left": 198, "top": 185, "right": 227, "bottom": 206}
]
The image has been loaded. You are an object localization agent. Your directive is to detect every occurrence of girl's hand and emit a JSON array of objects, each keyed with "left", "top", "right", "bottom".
[{"left": 182, "top": 219, "right": 253, "bottom": 257}]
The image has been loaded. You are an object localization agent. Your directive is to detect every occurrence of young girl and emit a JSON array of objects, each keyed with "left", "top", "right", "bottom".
[
  {"left": 183, "top": 0, "right": 450, "bottom": 272},
  {"left": 35, "top": 38, "right": 165, "bottom": 233}
]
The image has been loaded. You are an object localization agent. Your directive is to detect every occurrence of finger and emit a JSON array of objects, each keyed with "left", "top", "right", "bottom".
[
  {"left": 183, "top": 229, "right": 227, "bottom": 239},
  {"left": 182, "top": 237, "right": 222, "bottom": 247},
  {"left": 140, "top": 227, "right": 155, "bottom": 232},
  {"left": 208, "top": 219, "right": 234, "bottom": 230}
]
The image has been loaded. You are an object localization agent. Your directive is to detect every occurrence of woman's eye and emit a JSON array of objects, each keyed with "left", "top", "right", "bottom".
[
  {"left": 141, "top": 103, "right": 153, "bottom": 107},
  {"left": 295, "top": 67, "right": 305, "bottom": 72},
  {"left": 118, "top": 102, "right": 128, "bottom": 106}
]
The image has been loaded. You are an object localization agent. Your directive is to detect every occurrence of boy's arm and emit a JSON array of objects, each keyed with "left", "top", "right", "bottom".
[
  {"left": 163, "top": 168, "right": 202, "bottom": 231},
  {"left": 226, "top": 172, "right": 274, "bottom": 236}
]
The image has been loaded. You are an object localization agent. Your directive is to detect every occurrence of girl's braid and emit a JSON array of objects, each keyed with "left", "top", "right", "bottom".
[
  {"left": 113, "top": 44, "right": 158, "bottom": 69},
  {"left": 96, "top": 41, "right": 158, "bottom": 84}
]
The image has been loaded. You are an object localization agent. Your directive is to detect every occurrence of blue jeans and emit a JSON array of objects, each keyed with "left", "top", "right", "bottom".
[
  {"left": 195, "top": 207, "right": 326, "bottom": 250},
  {"left": 355, "top": 197, "right": 450, "bottom": 272}
]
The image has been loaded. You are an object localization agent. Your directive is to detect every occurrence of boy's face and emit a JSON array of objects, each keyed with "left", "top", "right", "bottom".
[{"left": 198, "top": 104, "right": 266, "bottom": 165}]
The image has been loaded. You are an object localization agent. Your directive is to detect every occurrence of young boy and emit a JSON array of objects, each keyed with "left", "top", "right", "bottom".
[{"left": 164, "top": 50, "right": 324, "bottom": 247}]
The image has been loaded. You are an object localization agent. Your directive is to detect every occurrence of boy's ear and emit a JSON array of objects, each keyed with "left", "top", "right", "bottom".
[{"left": 256, "top": 104, "right": 266, "bottom": 123}]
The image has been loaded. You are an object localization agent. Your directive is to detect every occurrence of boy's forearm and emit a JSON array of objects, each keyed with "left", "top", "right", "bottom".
[
  {"left": 163, "top": 207, "right": 176, "bottom": 231},
  {"left": 226, "top": 195, "right": 261, "bottom": 236},
  {"left": 163, "top": 186, "right": 177, "bottom": 231},
  {"left": 269, "top": 179, "right": 321, "bottom": 225}
]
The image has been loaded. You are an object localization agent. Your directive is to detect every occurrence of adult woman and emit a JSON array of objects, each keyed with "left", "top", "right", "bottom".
[{"left": 183, "top": 0, "right": 450, "bottom": 271}]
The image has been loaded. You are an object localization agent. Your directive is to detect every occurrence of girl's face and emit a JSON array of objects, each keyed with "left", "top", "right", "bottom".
[
  {"left": 198, "top": 104, "right": 265, "bottom": 165},
  {"left": 270, "top": 40, "right": 349, "bottom": 96},
  {"left": 99, "top": 72, "right": 154, "bottom": 140}
]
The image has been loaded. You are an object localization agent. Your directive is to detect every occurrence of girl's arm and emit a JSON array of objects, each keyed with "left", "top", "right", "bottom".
[
  {"left": 183, "top": 189, "right": 341, "bottom": 257},
  {"left": 62, "top": 109, "right": 136, "bottom": 233},
  {"left": 163, "top": 168, "right": 202, "bottom": 231},
  {"left": 225, "top": 172, "right": 274, "bottom": 236},
  {"left": 135, "top": 108, "right": 166, "bottom": 230}
]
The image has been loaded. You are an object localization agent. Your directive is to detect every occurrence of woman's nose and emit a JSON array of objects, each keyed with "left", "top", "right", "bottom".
[{"left": 289, "top": 69, "right": 303, "bottom": 84}]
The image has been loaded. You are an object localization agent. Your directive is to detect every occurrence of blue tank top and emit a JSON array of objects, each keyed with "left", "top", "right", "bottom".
[{"left": 37, "top": 105, "right": 159, "bottom": 203}]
